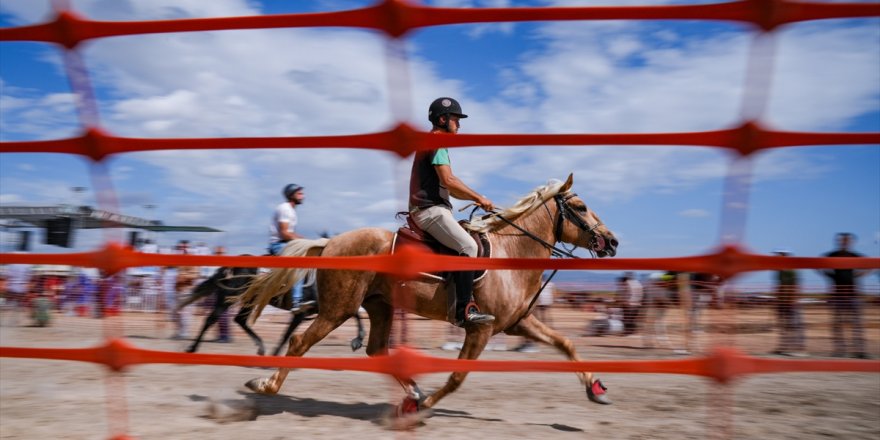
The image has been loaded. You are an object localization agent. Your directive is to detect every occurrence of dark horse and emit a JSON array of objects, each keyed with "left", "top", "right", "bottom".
[
  {"left": 240, "top": 175, "right": 619, "bottom": 418},
  {"left": 178, "top": 266, "right": 365, "bottom": 355}
]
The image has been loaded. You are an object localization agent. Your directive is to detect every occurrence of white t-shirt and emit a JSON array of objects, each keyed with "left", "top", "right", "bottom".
[
  {"left": 269, "top": 202, "right": 297, "bottom": 244},
  {"left": 626, "top": 279, "right": 644, "bottom": 306},
  {"left": 4, "top": 264, "right": 31, "bottom": 294}
]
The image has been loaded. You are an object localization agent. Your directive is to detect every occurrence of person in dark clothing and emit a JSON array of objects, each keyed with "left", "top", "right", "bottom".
[
  {"left": 771, "top": 250, "right": 806, "bottom": 356},
  {"left": 819, "top": 233, "right": 869, "bottom": 359},
  {"left": 409, "top": 97, "right": 494, "bottom": 327}
]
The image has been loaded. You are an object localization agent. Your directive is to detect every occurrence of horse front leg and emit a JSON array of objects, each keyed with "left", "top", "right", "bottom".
[
  {"left": 506, "top": 314, "right": 611, "bottom": 404},
  {"left": 234, "top": 307, "right": 266, "bottom": 356},
  {"left": 419, "top": 325, "right": 492, "bottom": 410},
  {"left": 185, "top": 307, "right": 221, "bottom": 353}
]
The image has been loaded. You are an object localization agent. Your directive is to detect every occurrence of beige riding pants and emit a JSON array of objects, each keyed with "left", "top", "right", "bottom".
[{"left": 411, "top": 205, "right": 478, "bottom": 257}]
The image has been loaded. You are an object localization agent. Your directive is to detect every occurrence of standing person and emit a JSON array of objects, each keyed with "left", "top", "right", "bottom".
[
  {"left": 2, "top": 260, "right": 31, "bottom": 326},
  {"left": 819, "top": 233, "right": 869, "bottom": 359},
  {"left": 409, "top": 97, "right": 495, "bottom": 327},
  {"left": 268, "top": 183, "right": 314, "bottom": 311},
  {"left": 138, "top": 238, "right": 161, "bottom": 312},
  {"left": 620, "top": 272, "right": 644, "bottom": 336},
  {"left": 771, "top": 250, "right": 806, "bottom": 356},
  {"left": 512, "top": 275, "right": 555, "bottom": 353},
  {"left": 168, "top": 240, "right": 198, "bottom": 340},
  {"left": 642, "top": 272, "right": 674, "bottom": 350}
]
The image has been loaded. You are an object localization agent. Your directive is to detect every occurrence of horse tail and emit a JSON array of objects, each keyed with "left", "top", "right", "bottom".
[{"left": 239, "top": 238, "right": 329, "bottom": 324}]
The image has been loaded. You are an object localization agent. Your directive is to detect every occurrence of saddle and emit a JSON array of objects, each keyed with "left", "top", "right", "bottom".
[{"left": 392, "top": 212, "right": 490, "bottom": 282}]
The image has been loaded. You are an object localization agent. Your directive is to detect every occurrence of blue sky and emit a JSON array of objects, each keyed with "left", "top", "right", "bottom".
[{"left": 1, "top": 0, "right": 878, "bottom": 289}]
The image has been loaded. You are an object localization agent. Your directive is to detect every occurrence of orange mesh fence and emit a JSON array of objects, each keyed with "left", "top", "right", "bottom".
[{"left": 1, "top": 1, "right": 880, "bottom": 439}]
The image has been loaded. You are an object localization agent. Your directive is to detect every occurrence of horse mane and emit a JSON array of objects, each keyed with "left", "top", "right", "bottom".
[{"left": 464, "top": 179, "right": 568, "bottom": 233}]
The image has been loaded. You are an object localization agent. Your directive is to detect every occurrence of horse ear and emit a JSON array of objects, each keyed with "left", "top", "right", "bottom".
[{"left": 561, "top": 173, "right": 574, "bottom": 192}]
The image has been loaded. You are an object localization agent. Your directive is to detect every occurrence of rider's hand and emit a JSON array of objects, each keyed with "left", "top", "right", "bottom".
[{"left": 476, "top": 195, "right": 495, "bottom": 212}]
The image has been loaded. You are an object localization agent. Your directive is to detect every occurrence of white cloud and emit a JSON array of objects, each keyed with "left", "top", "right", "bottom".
[{"left": 679, "top": 208, "right": 710, "bottom": 218}]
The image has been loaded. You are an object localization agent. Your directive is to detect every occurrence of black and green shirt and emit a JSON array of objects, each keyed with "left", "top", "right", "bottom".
[{"left": 409, "top": 148, "right": 452, "bottom": 210}]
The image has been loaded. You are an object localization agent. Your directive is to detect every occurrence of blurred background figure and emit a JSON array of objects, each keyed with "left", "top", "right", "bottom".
[
  {"left": 771, "top": 250, "right": 806, "bottom": 357},
  {"left": 1, "top": 259, "right": 31, "bottom": 326},
  {"left": 512, "top": 274, "right": 556, "bottom": 353},
  {"left": 819, "top": 233, "right": 870, "bottom": 359},
  {"left": 642, "top": 272, "right": 674, "bottom": 350},
  {"left": 619, "top": 272, "right": 643, "bottom": 337}
]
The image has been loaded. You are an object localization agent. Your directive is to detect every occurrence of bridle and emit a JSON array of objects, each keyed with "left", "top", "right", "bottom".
[
  {"left": 552, "top": 192, "right": 605, "bottom": 256},
  {"left": 488, "top": 191, "right": 604, "bottom": 259}
]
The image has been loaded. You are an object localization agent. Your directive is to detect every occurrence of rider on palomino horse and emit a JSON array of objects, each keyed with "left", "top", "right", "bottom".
[{"left": 409, "top": 97, "right": 495, "bottom": 328}]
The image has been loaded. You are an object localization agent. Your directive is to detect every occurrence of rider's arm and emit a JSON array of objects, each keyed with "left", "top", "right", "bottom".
[
  {"left": 434, "top": 164, "right": 494, "bottom": 211},
  {"left": 277, "top": 220, "right": 303, "bottom": 241}
]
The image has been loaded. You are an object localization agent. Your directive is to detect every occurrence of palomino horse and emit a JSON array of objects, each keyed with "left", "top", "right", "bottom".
[{"left": 239, "top": 174, "right": 618, "bottom": 416}]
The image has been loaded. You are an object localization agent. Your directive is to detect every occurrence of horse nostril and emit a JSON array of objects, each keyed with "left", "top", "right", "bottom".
[{"left": 610, "top": 238, "right": 619, "bottom": 249}]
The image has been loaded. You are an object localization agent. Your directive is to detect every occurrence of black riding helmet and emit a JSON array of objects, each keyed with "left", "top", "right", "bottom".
[
  {"left": 283, "top": 183, "right": 304, "bottom": 200},
  {"left": 428, "top": 97, "right": 468, "bottom": 128}
]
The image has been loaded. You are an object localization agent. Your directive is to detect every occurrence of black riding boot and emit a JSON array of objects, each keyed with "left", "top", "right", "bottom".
[{"left": 452, "top": 269, "right": 494, "bottom": 327}]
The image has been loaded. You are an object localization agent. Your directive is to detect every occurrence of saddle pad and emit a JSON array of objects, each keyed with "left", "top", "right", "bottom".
[{"left": 391, "top": 228, "right": 490, "bottom": 282}]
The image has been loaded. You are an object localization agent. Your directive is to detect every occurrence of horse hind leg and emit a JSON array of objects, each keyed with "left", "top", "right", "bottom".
[
  {"left": 245, "top": 313, "right": 349, "bottom": 395},
  {"left": 506, "top": 314, "right": 611, "bottom": 405}
]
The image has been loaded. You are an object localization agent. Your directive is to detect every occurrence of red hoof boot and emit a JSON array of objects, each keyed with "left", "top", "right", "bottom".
[
  {"left": 397, "top": 396, "right": 420, "bottom": 417},
  {"left": 586, "top": 379, "right": 612, "bottom": 405}
]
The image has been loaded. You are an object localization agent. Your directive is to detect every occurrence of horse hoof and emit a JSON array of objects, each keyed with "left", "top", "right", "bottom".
[
  {"left": 245, "top": 378, "right": 274, "bottom": 395},
  {"left": 382, "top": 397, "right": 432, "bottom": 430},
  {"left": 350, "top": 337, "right": 363, "bottom": 351},
  {"left": 256, "top": 347, "right": 266, "bottom": 356},
  {"left": 586, "top": 379, "right": 612, "bottom": 405},
  {"left": 184, "top": 345, "right": 196, "bottom": 353}
]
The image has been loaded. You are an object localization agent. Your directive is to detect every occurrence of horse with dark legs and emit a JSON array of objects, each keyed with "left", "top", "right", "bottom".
[
  {"left": 178, "top": 266, "right": 365, "bottom": 355},
  {"left": 239, "top": 175, "right": 618, "bottom": 418}
]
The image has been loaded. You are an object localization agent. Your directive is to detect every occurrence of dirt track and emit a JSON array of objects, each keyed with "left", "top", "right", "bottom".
[{"left": 1, "top": 310, "right": 879, "bottom": 440}]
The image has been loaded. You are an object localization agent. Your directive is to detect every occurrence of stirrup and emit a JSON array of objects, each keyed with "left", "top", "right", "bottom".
[{"left": 454, "top": 302, "right": 495, "bottom": 327}]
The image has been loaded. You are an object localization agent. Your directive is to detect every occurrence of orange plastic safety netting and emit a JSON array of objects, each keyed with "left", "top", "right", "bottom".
[{"left": 2, "top": 1, "right": 880, "bottom": 439}]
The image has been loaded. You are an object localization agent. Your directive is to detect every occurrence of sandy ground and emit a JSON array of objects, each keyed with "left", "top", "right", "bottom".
[{"left": 1, "top": 307, "right": 879, "bottom": 440}]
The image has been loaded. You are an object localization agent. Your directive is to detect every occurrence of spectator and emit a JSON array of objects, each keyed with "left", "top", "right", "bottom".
[
  {"left": 620, "top": 272, "right": 644, "bottom": 336},
  {"left": 2, "top": 260, "right": 31, "bottom": 326},
  {"left": 30, "top": 290, "right": 52, "bottom": 327},
  {"left": 819, "top": 233, "right": 870, "bottom": 359},
  {"left": 771, "top": 250, "right": 806, "bottom": 357},
  {"left": 165, "top": 240, "right": 198, "bottom": 339},
  {"left": 512, "top": 275, "right": 556, "bottom": 353},
  {"left": 642, "top": 272, "right": 674, "bottom": 350}
]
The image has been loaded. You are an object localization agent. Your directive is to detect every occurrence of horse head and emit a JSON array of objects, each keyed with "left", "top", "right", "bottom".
[{"left": 554, "top": 174, "right": 618, "bottom": 257}]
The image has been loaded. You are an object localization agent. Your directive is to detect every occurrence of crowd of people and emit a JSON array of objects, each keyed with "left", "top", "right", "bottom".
[{"left": 574, "top": 232, "right": 874, "bottom": 358}]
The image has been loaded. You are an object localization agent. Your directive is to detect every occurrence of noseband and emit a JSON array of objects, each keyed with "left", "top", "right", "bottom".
[{"left": 553, "top": 192, "right": 604, "bottom": 253}]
